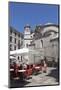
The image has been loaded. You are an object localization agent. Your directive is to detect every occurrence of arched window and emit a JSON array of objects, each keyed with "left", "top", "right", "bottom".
[{"left": 41, "top": 40, "right": 43, "bottom": 47}]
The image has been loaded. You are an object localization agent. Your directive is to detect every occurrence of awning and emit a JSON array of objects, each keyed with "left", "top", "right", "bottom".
[
  {"left": 10, "top": 48, "right": 44, "bottom": 59},
  {"left": 10, "top": 48, "right": 29, "bottom": 55},
  {"left": 10, "top": 56, "right": 15, "bottom": 59}
]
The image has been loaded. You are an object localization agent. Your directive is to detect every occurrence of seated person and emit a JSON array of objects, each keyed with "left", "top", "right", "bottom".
[{"left": 19, "top": 64, "right": 23, "bottom": 70}]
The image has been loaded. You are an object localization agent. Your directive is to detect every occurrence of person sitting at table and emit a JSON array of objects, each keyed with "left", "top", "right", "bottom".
[
  {"left": 43, "top": 60, "right": 47, "bottom": 73},
  {"left": 31, "top": 65, "right": 33, "bottom": 68},
  {"left": 19, "top": 64, "right": 25, "bottom": 81},
  {"left": 19, "top": 64, "right": 23, "bottom": 70},
  {"left": 13, "top": 62, "right": 19, "bottom": 78},
  {"left": 23, "top": 63, "right": 27, "bottom": 70},
  {"left": 41, "top": 60, "right": 44, "bottom": 67},
  {"left": 27, "top": 64, "right": 29, "bottom": 69}
]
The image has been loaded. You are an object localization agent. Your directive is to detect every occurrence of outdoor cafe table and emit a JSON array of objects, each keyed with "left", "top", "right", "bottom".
[
  {"left": 34, "top": 66, "right": 40, "bottom": 74},
  {"left": 18, "top": 70, "right": 26, "bottom": 81},
  {"left": 10, "top": 69, "right": 14, "bottom": 71},
  {"left": 34, "top": 66, "right": 40, "bottom": 69},
  {"left": 10, "top": 69, "right": 14, "bottom": 79},
  {"left": 18, "top": 70, "right": 26, "bottom": 72}
]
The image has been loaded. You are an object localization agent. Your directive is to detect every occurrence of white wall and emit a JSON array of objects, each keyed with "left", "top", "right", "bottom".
[{"left": 34, "top": 39, "right": 42, "bottom": 49}]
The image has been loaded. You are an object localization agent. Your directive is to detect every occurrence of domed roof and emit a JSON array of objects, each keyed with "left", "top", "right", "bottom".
[{"left": 24, "top": 24, "right": 31, "bottom": 28}]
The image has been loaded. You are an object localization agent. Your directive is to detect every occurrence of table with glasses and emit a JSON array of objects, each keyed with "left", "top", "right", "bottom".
[{"left": 34, "top": 66, "right": 40, "bottom": 74}]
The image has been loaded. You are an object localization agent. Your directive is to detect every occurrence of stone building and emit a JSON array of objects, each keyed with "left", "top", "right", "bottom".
[
  {"left": 23, "top": 24, "right": 33, "bottom": 47},
  {"left": 22, "top": 24, "right": 34, "bottom": 64},
  {"left": 9, "top": 26, "right": 23, "bottom": 64},
  {"left": 32, "top": 24, "right": 59, "bottom": 65},
  {"left": 9, "top": 23, "right": 59, "bottom": 66},
  {"left": 9, "top": 26, "right": 23, "bottom": 51}
]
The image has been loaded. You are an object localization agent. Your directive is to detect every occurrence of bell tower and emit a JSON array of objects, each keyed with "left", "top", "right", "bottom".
[{"left": 24, "top": 24, "right": 32, "bottom": 47}]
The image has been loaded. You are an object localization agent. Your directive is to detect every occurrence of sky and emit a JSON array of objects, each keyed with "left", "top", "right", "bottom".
[{"left": 9, "top": 2, "right": 59, "bottom": 32}]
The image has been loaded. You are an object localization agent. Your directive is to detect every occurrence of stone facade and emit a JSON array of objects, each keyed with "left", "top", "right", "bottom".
[
  {"left": 9, "top": 27, "right": 23, "bottom": 51},
  {"left": 32, "top": 24, "right": 59, "bottom": 64},
  {"left": 10, "top": 24, "right": 59, "bottom": 65},
  {"left": 9, "top": 27, "right": 23, "bottom": 64}
]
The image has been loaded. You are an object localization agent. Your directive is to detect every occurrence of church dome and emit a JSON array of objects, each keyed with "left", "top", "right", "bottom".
[{"left": 24, "top": 24, "right": 31, "bottom": 28}]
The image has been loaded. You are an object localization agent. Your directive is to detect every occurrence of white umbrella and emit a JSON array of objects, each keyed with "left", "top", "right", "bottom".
[
  {"left": 10, "top": 56, "right": 15, "bottom": 59},
  {"left": 10, "top": 48, "right": 29, "bottom": 55}
]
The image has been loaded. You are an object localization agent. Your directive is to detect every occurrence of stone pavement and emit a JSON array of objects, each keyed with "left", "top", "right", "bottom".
[{"left": 25, "top": 67, "right": 59, "bottom": 86}]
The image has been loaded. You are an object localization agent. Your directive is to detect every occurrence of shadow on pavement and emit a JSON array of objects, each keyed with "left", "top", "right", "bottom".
[
  {"left": 46, "top": 67, "right": 59, "bottom": 82},
  {"left": 10, "top": 79, "right": 31, "bottom": 88}
]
